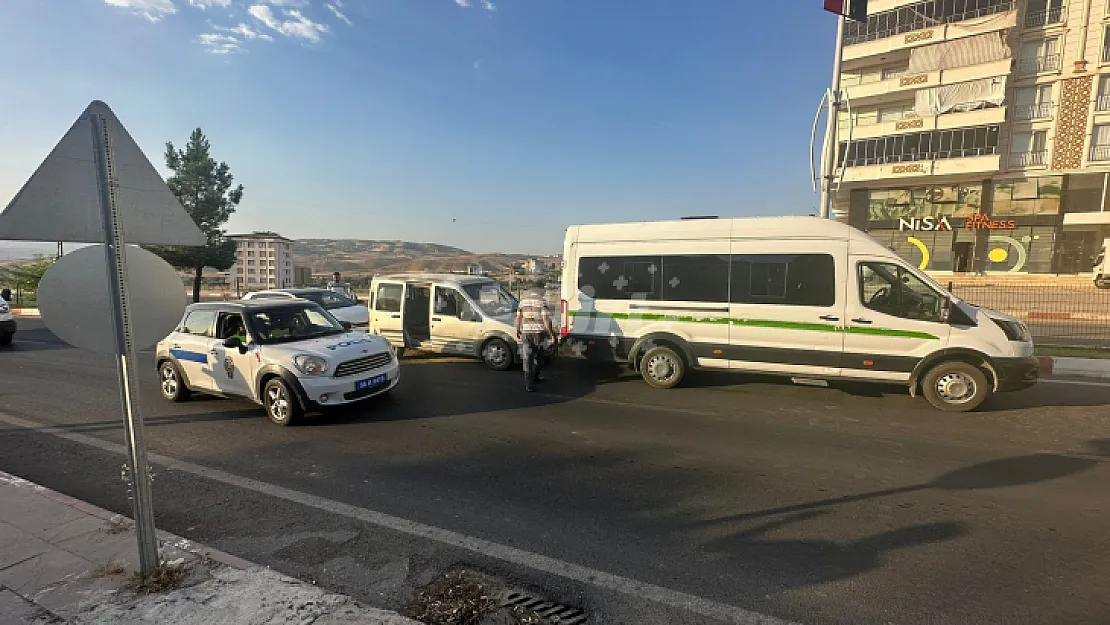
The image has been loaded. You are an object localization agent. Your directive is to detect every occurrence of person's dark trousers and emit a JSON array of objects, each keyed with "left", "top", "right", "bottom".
[{"left": 521, "top": 332, "right": 546, "bottom": 390}]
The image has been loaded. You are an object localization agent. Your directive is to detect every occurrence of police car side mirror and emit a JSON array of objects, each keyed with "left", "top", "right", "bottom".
[{"left": 224, "top": 337, "right": 248, "bottom": 353}]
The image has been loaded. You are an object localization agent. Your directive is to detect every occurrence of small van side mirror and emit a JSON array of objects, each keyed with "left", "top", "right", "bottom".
[
  {"left": 940, "top": 296, "right": 952, "bottom": 323},
  {"left": 340, "top": 320, "right": 353, "bottom": 330}
]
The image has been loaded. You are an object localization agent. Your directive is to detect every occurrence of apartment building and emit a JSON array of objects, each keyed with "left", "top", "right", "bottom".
[
  {"left": 833, "top": 0, "right": 1110, "bottom": 275},
  {"left": 228, "top": 232, "right": 295, "bottom": 290}
]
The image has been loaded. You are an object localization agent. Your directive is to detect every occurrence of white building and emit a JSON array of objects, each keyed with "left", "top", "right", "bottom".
[
  {"left": 229, "top": 232, "right": 295, "bottom": 290},
  {"left": 833, "top": 0, "right": 1110, "bottom": 275}
]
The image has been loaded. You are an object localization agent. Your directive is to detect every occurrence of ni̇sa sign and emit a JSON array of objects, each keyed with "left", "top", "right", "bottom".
[{"left": 898, "top": 216, "right": 1018, "bottom": 231}]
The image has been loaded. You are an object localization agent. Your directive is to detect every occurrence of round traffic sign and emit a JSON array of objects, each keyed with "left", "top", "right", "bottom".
[{"left": 37, "top": 244, "right": 187, "bottom": 354}]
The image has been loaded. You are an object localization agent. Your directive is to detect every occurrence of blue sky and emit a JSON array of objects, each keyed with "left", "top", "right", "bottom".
[{"left": 1, "top": 0, "right": 836, "bottom": 255}]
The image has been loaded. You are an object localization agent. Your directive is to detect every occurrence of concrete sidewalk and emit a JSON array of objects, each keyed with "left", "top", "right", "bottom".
[{"left": 0, "top": 471, "right": 421, "bottom": 625}]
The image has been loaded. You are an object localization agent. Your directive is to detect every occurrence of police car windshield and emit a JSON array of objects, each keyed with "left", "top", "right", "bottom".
[{"left": 246, "top": 304, "right": 346, "bottom": 344}]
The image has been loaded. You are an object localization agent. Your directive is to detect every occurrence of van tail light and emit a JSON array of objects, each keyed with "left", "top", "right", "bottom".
[{"left": 560, "top": 299, "right": 569, "bottom": 337}]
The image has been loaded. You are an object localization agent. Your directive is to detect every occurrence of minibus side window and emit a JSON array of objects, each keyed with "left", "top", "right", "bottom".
[
  {"left": 858, "top": 262, "right": 944, "bottom": 322},
  {"left": 731, "top": 254, "right": 836, "bottom": 307},
  {"left": 578, "top": 256, "right": 661, "bottom": 300}
]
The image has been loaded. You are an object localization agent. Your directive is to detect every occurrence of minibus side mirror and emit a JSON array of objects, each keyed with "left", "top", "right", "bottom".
[
  {"left": 340, "top": 321, "right": 353, "bottom": 330},
  {"left": 940, "top": 297, "right": 952, "bottom": 323}
]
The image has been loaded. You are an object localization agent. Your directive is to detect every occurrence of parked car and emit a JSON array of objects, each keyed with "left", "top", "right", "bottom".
[
  {"left": 368, "top": 273, "right": 555, "bottom": 370},
  {"left": 242, "top": 288, "right": 370, "bottom": 331},
  {"left": 155, "top": 300, "right": 399, "bottom": 425},
  {"left": 560, "top": 216, "right": 1038, "bottom": 412},
  {"left": 0, "top": 295, "right": 15, "bottom": 346}
]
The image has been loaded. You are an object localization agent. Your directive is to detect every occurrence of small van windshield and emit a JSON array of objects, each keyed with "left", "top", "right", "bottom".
[{"left": 463, "top": 283, "right": 518, "bottom": 317}]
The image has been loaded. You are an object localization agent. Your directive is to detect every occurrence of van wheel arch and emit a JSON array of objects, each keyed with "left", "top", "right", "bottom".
[
  {"left": 629, "top": 334, "right": 694, "bottom": 372},
  {"left": 909, "top": 349, "right": 998, "bottom": 397}
]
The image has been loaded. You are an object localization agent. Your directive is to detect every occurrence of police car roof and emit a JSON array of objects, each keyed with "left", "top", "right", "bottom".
[{"left": 185, "top": 300, "right": 318, "bottom": 312}]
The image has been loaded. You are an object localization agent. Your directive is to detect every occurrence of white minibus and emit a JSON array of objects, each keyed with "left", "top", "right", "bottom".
[{"left": 559, "top": 216, "right": 1038, "bottom": 412}]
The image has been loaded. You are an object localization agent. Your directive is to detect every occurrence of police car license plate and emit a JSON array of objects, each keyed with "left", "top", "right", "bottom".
[{"left": 355, "top": 374, "right": 387, "bottom": 391}]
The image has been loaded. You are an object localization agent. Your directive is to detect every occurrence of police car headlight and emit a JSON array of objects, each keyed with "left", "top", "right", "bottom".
[{"left": 292, "top": 355, "right": 329, "bottom": 376}]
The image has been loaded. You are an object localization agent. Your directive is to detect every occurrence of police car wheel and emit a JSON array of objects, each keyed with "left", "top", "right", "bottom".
[
  {"left": 264, "top": 378, "right": 303, "bottom": 426},
  {"left": 482, "top": 338, "right": 514, "bottom": 371},
  {"left": 158, "top": 361, "right": 191, "bottom": 402},
  {"left": 921, "top": 361, "right": 990, "bottom": 412}
]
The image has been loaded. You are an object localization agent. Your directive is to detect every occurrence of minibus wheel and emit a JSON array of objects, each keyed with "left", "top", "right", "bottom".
[
  {"left": 640, "top": 345, "right": 685, "bottom": 389},
  {"left": 921, "top": 361, "right": 990, "bottom": 412},
  {"left": 482, "top": 338, "right": 514, "bottom": 371}
]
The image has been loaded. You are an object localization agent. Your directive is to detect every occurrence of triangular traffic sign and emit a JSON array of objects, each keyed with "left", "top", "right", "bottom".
[{"left": 0, "top": 101, "right": 206, "bottom": 246}]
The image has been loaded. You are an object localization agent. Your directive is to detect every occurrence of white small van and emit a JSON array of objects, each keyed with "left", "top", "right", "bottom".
[
  {"left": 368, "top": 274, "right": 526, "bottom": 369},
  {"left": 560, "top": 216, "right": 1038, "bottom": 412}
]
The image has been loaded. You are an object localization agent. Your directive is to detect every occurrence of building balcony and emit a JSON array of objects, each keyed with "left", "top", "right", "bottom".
[
  {"left": 1091, "top": 145, "right": 1110, "bottom": 162},
  {"left": 839, "top": 106, "right": 1007, "bottom": 140},
  {"left": 1023, "top": 6, "right": 1065, "bottom": 29},
  {"left": 1009, "top": 151, "right": 1048, "bottom": 168},
  {"left": 841, "top": 151, "right": 1001, "bottom": 182},
  {"left": 1017, "top": 54, "right": 1061, "bottom": 76},
  {"left": 843, "top": 59, "right": 1011, "bottom": 106},
  {"left": 843, "top": 6, "right": 1016, "bottom": 62},
  {"left": 1011, "top": 102, "right": 1054, "bottom": 121}
]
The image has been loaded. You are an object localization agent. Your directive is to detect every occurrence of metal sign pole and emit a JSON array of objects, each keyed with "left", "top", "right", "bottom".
[
  {"left": 820, "top": 14, "right": 847, "bottom": 219},
  {"left": 90, "top": 111, "right": 160, "bottom": 573}
]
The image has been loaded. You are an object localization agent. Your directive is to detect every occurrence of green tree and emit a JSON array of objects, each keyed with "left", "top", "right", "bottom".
[
  {"left": 1, "top": 256, "right": 54, "bottom": 299},
  {"left": 147, "top": 128, "right": 243, "bottom": 303}
]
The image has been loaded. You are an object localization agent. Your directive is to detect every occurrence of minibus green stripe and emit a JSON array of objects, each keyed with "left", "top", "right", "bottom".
[{"left": 568, "top": 310, "right": 939, "bottom": 340}]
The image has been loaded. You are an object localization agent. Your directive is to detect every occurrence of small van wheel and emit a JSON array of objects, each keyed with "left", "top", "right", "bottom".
[
  {"left": 921, "top": 361, "right": 990, "bottom": 412},
  {"left": 482, "top": 338, "right": 514, "bottom": 371},
  {"left": 640, "top": 346, "right": 685, "bottom": 389},
  {"left": 263, "top": 378, "right": 303, "bottom": 426}
]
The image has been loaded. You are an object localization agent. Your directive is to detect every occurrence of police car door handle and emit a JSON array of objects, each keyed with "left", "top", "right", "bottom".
[
  {"left": 852, "top": 318, "right": 873, "bottom": 324},
  {"left": 432, "top": 317, "right": 442, "bottom": 322},
  {"left": 819, "top": 315, "right": 839, "bottom": 321}
]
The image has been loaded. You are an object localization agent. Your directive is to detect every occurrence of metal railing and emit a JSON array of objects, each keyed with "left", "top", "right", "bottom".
[
  {"left": 1024, "top": 6, "right": 1065, "bottom": 28},
  {"left": 1010, "top": 150, "right": 1047, "bottom": 167},
  {"left": 1012, "top": 102, "right": 1054, "bottom": 121},
  {"left": 1097, "top": 95, "right": 1110, "bottom": 112},
  {"left": 1018, "top": 54, "right": 1061, "bottom": 75},
  {"left": 844, "top": 0, "right": 1015, "bottom": 46},
  {"left": 948, "top": 282, "right": 1110, "bottom": 346},
  {"left": 1090, "top": 145, "right": 1110, "bottom": 162}
]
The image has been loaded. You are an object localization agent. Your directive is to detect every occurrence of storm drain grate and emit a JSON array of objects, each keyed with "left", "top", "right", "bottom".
[{"left": 501, "top": 590, "right": 588, "bottom": 624}]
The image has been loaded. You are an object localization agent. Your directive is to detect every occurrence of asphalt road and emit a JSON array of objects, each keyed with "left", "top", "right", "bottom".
[{"left": 2, "top": 319, "right": 1110, "bottom": 625}]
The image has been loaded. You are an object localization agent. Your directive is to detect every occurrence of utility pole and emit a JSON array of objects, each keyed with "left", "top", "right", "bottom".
[{"left": 819, "top": 14, "right": 847, "bottom": 220}]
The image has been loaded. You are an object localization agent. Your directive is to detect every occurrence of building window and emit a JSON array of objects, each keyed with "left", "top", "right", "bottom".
[
  {"left": 867, "top": 185, "right": 984, "bottom": 221},
  {"left": 247, "top": 260, "right": 256, "bottom": 266},
  {"left": 247, "top": 251, "right": 255, "bottom": 257},
  {"left": 1018, "top": 39, "right": 1060, "bottom": 75},
  {"left": 248, "top": 268, "right": 257, "bottom": 274},
  {"left": 1091, "top": 124, "right": 1110, "bottom": 161},
  {"left": 992, "top": 176, "right": 1063, "bottom": 216},
  {"left": 1010, "top": 130, "right": 1048, "bottom": 167},
  {"left": 881, "top": 67, "right": 907, "bottom": 81},
  {"left": 1104, "top": 26, "right": 1110, "bottom": 63},
  {"left": 843, "top": 0, "right": 1015, "bottom": 46},
  {"left": 1024, "top": 0, "right": 1064, "bottom": 28},
  {"left": 839, "top": 125, "right": 1000, "bottom": 167},
  {"left": 878, "top": 104, "right": 915, "bottom": 123},
  {"left": 1097, "top": 76, "right": 1110, "bottom": 111},
  {"left": 1012, "top": 85, "right": 1054, "bottom": 120}
]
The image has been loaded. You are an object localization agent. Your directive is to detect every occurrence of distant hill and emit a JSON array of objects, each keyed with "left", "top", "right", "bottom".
[{"left": 292, "top": 239, "right": 557, "bottom": 276}]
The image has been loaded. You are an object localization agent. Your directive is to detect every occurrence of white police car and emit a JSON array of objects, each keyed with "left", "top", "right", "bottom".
[{"left": 155, "top": 300, "right": 400, "bottom": 425}]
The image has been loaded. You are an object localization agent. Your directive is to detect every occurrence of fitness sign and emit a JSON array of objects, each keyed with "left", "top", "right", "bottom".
[{"left": 897, "top": 215, "right": 1017, "bottom": 232}]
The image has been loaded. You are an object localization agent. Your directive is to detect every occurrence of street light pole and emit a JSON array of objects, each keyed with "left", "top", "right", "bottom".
[{"left": 819, "top": 15, "right": 847, "bottom": 220}]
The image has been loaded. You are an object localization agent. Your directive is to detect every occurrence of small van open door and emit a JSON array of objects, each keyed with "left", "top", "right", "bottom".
[{"left": 370, "top": 281, "right": 406, "bottom": 348}]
